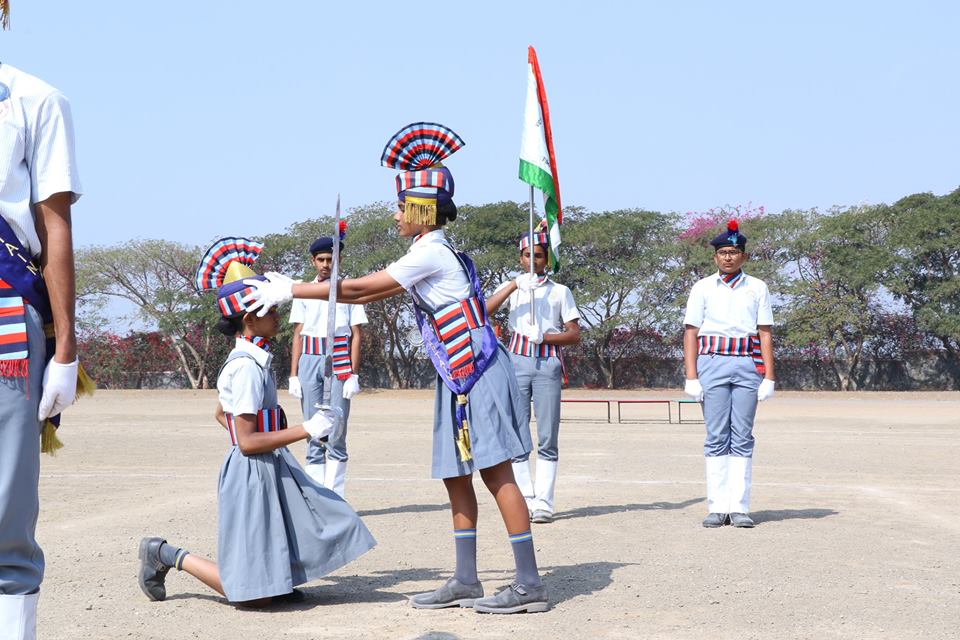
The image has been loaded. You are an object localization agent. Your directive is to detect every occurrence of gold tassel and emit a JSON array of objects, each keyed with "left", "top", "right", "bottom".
[
  {"left": 403, "top": 202, "right": 439, "bottom": 226},
  {"left": 455, "top": 394, "right": 472, "bottom": 462},
  {"left": 40, "top": 362, "right": 96, "bottom": 455},
  {"left": 41, "top": 420, "right": 64, "bottom": 455},
  {"left": 77, "top": 362, "right": 97, "bottom": 397},
  {"left": 0, "top": 0, "right": 9, "bottom": 30}
]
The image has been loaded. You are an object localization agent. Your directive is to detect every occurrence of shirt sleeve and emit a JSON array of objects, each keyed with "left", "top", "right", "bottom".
[
  {"left": 288, "top": 298, "right": 305, "bottom": 324},
  {"left": 228, "top": 360, "right": 265, "bottom": 415},
  {"left": 682, "top": 282, "right": 705, "bottom": 327},
  {"left": 756, "top": 282, "right": 774, "bottom": 325},
  {"left": 350, "top": 304, "right": 369, "bottom": 326},
  {"left": 28, "top": 92, "right": 82, "bottom": 204},
  {"left": 385, "top": 248, "right": 443, "bottom": 291},
  {"left": 559, "top": 286, "right": 581, "bottom": 323}
]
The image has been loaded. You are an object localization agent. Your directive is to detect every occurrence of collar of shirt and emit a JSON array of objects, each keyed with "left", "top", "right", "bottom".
[
  {"left": 234, "top": 337, "right": 272, "bottom": 368},
  {"left": 409, "top": 229, "right": 446, "bottom": 252}
]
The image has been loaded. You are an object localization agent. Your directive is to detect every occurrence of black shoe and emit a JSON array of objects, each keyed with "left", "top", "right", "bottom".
[
  {"left": 138, "top": 537, "right": 171, "bottom": 601},
  {"left": 702, "top": 513, "right": 729, "bottom": 528},
  {"left": 729, "top": 512, "right": 755, "bottom": 528}
]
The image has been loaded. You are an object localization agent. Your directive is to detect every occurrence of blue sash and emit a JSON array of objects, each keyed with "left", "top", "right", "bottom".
[{"left": 410, "top": 247, "right": 498, "bottom": 462}]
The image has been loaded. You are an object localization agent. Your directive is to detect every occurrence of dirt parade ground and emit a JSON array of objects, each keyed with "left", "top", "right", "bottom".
[{"left": 32, "top": 389, "right": 960, "bottom": 640}]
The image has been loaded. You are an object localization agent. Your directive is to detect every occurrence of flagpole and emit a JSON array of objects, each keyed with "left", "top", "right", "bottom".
[{"left": 528, "top": 184, "right": 536, "bottom": 325}]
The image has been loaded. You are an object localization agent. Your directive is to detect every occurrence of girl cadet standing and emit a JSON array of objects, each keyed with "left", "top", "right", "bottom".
[
  {"left": 137, "top": 238, "right": 375, "bottom": 606},
  {"left": 244, "top": 123, "right": 549, "bottom": 614},
  {"left": 485, "top": 223, "right": 581, "bottom": 524},
  {"left": 682, "top": 221, "right": 776, "bottom": 529},
  {"left": 289, "top": 234, "right": 368, "bottom": 497}
]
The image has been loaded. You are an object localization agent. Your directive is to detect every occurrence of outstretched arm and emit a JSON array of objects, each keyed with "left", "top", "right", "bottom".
[
  {"left": 485, "top": 281, "right": 516, "bottom": 316},
  {"left": 291, "top": 269, "right": 405, "bottom": 304}
]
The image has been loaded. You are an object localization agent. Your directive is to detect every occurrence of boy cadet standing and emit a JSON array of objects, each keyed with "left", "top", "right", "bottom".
[
  {"left": 288, "top": 236, "right": 366, "bottom": 497},
  {"left": 0, "top": 58, "right": 83, "bottom": 639},
  {"left": 683, "top": 220, "right": 776, "bottom": 529},
  {"left": 486, "top": 225, "right": 580, "bottom": 524}
]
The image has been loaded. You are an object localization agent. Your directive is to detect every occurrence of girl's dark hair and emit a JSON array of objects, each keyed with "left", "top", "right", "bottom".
[
  {"left": 437, "top": 200, "right": 458, "bottom": 225},
  {"left": 216, "top": 314, "right": 245, "bottom": 337}
]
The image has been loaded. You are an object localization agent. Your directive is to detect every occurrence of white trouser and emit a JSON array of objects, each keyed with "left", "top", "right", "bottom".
[
  {"left": 0, "top": 593, "right": 38, "bottom": 640},
  {"left": 325, "top": 460, "right": 347, "bottom": 498},
  {"left": 705, "top": 455, "right": 752, "bottom": 513}
]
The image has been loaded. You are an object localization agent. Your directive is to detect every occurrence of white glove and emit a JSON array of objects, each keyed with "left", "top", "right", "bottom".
[
  {"left": 288, "top": 376, "right": 303, "bottom": 399},
  {"left": 341, "top": 374, "right": 360, "bottom": 400},
  {"left": 758, "top": 378, "right": 776, "bottom": 401},
  {"left": 516, "top": 321, "right": 544, "bottom": 345},
  {"left": 303, "top": 406, "right": 341, "bottom": 441},
  {"left": 242, "top": 272, "right": 295, "bottom": 317},
  {"left": 684, "top": 378, "right": 704, "bottom": 402},
  {"left": 38, "top": 358, "right": 79, "bottom": 420},
  {"left": 514, "top": 273, "right": 542, "bottom": 293}
]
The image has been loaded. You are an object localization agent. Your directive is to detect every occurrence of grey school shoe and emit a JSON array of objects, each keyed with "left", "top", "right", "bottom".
[
  {"left": 473, "top": 582, "right": 549, "bottom": 614},
  {"left": 531, "top": 509, "right": 554, "bottom": 524},
  {"left": 729, "top": 512, "right": 755, "bottom": 528},
  {"left": 410, "top": 577, "right": 484, "bottom": 609},
  {"left": 702, "top": 513, "right": 729, "bottom": 528},
  {"left": 138, "top": 537, "right": 171, "bottom": 601}
]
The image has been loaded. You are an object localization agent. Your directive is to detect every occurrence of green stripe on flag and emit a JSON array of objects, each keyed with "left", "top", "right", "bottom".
[{"left": 519, "top": 159, "right": 562, "bottom": 271}]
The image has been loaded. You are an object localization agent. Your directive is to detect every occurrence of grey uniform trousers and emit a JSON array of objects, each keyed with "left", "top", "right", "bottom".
[
  {"left": 0, "top": 305, "right": 45, "bottom": 595},
  {"left": 698, "top": 354, "right": 761, "bottom": 457},
  {"left": 509, "top": 352, "right": 563, "bottom": 462},
  {"left": 299, "top": 352, "right": 351, "bottom": 463}
]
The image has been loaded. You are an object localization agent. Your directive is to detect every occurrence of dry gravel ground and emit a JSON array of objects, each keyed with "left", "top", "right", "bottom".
[{"left": 34, "top": 389, "right": 960, "bottom": 640}]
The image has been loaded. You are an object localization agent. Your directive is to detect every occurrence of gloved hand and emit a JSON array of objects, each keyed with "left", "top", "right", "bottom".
[
  {"left": 38, "top": 358, "right": 78, "bottom": 420},
  {"left": 288, "top": 376, "right": 303, "bottom": 399},
  {"left": 516, "top": 321, "right": 544, "bottom": 345},
  {"left": 242, "top": 272, "right": 295, "bottom": 317},
  {"left": 684, "top": 378, "right": 704, "bottom": 402},
  {"left": 342, "top": 374, "right": 360, "bottom": 400},
  {"left": 303, "top": 405, "right": 342, "bottom": 441},
  {"left": 514, "top": 273, "right": 543, "bottom": 293},
  {"left": 757, "top": 378, "right": 776, "bottom": 401}
]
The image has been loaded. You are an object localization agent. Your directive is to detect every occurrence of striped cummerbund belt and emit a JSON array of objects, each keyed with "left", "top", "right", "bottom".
[
  {"left": 225, "top": 406, "right": 287, "bottom": 446},
  {"left": 509, "top": 332, "right": 560, "bottom": 358},
  {"left": 302, "top": 334, "right": 352, "bottom": 379},
  {"left": 698, "top": 335, "right": 764, "bottom": 373}
]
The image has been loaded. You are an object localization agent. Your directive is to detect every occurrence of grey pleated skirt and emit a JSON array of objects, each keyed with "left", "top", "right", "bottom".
[
  {"left": 432, "top": 329, "right": 532, "bottom": 479},
  {"left": 217, "top": 446, "right": 376, "bottom": 602}
]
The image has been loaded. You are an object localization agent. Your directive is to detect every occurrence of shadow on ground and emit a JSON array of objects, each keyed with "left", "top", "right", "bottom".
[
  {"left": 554, "top": 496, "right": 704, "bottom": 521},
  {"left": 357, "top": 503, "right": 450, "bottom": 518},
  {"left": 752, "top": 508, "right": 838, "bottom": 523}
]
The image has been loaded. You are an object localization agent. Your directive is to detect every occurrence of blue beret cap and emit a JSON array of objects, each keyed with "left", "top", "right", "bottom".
[{"left": 309, "top": 236, "right": 344, "bottom": 255}]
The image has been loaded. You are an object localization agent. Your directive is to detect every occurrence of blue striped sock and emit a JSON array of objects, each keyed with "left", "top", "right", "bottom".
[
  {"left": 453, "top": 528, "right": 478, "bottom": 585},
  {"left": 509, "top": 531, "right": 541, "bottom": 587}
]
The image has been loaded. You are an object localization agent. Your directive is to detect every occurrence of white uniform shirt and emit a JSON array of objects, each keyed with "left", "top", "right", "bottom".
[
  {"left": 493, "top": 277, "right": 580, "bottom": 335},
  {"left": 683, "top": 271, "right": 774, "bottom": 337},
  {"left": 385, "top": 230, "right": 471, "bottom": 309},
  {"left": 0, "top": 64, "right": 82, "bottom": 257},
  {"left": 217, "top": 339, "right": 271, "bottom": 416},
  {"left": 288, "top": 278, "right": 368, "bottom": 337}
]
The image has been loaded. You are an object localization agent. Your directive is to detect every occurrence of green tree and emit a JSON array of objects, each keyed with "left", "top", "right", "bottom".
[
  {"left": 76, "top": 240, "right": 224, "bottom": 389},
  {"left": 883, "top": 189, "right": 960, "bottom": 386}
]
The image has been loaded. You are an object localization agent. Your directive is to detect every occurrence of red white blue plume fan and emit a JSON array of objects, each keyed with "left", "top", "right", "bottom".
[
  {"left": 380, "top": 122, "right": 465, "bottom": 170},
  {"left": 195, "top": 237, "right": 264, "bottom": 292}
]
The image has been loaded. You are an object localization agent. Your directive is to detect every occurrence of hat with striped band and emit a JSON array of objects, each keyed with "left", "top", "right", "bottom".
[
  {"left": 195, "top": 237, "right": 267, "bottom": 317},
  {"left": 519, "top": 219, "right": 550, "bottom": 251},
  {"left": 381, "top": 122, "right": 464, "bottom": 225}
]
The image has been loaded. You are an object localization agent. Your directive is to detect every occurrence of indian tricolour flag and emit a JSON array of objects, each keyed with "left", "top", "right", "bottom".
[{"left": 519, "top": 45, "right": 562, "bottom": 271}]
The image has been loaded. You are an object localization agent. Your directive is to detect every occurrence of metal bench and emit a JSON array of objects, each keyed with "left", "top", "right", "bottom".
[
  {"left": 559, "top": 398, "right": 613, "bottom": 423},
  {"left": 614, "top": 399, "right": 672, "bottom": 423},
  {"left": 676, "top": 399, "right": 704, "bottom": 423}
]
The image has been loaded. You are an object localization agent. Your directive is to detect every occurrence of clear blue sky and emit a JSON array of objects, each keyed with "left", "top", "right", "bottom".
[{"left": 4, "top": 1, "right": 958, "bottom": 249}]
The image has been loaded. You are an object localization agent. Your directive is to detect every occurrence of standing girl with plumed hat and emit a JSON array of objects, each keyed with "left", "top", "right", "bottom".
[
  {"left": 244, "top": 124, "right": 549, "bottom": 614},
  {"left": 136, "top": 238, "right": 375, "bottom": 606}
]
